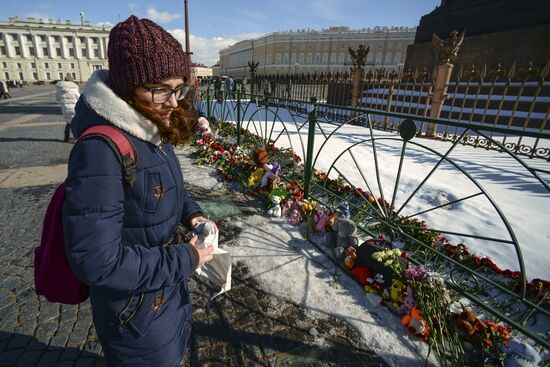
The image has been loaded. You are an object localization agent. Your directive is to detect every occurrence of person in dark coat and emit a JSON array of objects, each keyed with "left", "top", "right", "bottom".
[{"left": 62, "top": 15, "right": 215, "bottom": 367}]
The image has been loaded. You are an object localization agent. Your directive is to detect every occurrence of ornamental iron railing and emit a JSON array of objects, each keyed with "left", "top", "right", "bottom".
[{"left": 194, "top": 87, "right": 550, "bottom": 353}]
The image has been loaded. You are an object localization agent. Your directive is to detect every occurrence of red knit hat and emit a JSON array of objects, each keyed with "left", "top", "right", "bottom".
[{"left": 107, "top": 15, "right": 190, "bottom": 96}]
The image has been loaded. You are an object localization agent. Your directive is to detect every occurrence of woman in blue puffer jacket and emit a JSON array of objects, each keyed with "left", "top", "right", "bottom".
[{"left": 62, "top": 15, "right": 214, "bottom": 366}]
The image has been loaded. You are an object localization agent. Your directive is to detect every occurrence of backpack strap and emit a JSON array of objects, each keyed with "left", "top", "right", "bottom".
[{"left": 79, "top": 125, "right": 138, "bottom": 187}]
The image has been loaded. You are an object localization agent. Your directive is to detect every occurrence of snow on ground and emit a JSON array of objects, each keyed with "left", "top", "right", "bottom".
[
  {"left": 180, "top": 150, "right": 439, "bottom": 367},
  {"left": 206, "top": 101, "right": 550, "bottom": 280}
]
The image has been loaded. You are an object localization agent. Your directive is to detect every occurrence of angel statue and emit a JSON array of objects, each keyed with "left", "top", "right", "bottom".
[
  {"left": 432, "top": 30, "right": 465, "bottom": 65},
  {"left": 248, "top": 61, "right": 259, "bottom": 74},
  {"left": 348, "top": 44, "right": 369, "bottom": 71}
]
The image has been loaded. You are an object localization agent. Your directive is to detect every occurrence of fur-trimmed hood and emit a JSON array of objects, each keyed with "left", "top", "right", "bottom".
[{"left": 81, "top": 69, "right": 161, "bottom": 145}]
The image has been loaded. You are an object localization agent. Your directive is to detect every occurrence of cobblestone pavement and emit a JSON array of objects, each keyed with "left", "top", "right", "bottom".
[{"left": 0, "top": 86, "right": 388, "bottom": 366}]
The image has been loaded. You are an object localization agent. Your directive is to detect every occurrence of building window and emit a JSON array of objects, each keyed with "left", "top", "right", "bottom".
[
  {"left": 0, "top": 46, "right": 5, "bottom": 56},
  {"left": 56, "top": 47, "right": 61, "bottom": 57},
  {"left": 31, "top": 62, "right": 36, "bottom": 69},
  {"left": 81, "top": 48, "right": 87, "bottom": 58},
  {"left": 39, "top": 35, "right": 46, "bottom": 42},
  {"left": 94, "top": 49, "right": 99, "bottom": 58},
  {"left": 378, "top": 42, "right": 383, "bottom": 49},
  {"left": 46, "top": 72, "right": 51, "bottom": 80},
  {"left": 42, "top": 47, "right": 48, "bottom": 57},
  {"left": 395, "top": 53, "right": 401, "bottom": 64},
  {"left": 17, "top": 63, "right": 22, "bottom": 69},
  {"left": 92, "top": 65, "right": 103, "bottom": 70},
  {"left": 2, "top": 62, "right": 7, "bottom": 68},
  {"left": 397, "top": 41, "right": 403, "bottom": 49},
  {"left": 72, "top": 72, "right": 76, "bottom": 80},
  {"left": 59, "top": 72, "right": 63, "bottom": 79},
  {"left": 33, "top": 72, "right": 38, "bottom": 80},
  {"left": 45, "top": 62, "right": 49, "bottom": 69},
  {"left": 79, "top": 37, "right": 85, "bottom": 44},
  {"left": 53, "top": 36, "right": 60, "bottom": 43},
  {"left": 28, "top": 46, "right": 35, "bottom": 56},
  {"left": 387, "top": 41, "right": 393, "bottom": 49},
  {"left": 68, "top": 48, "right": 74, "bottom": 57},
  {"left": 4, "top": 72, "right": 9, "bottom": 80},
  {"left": 384, "top": 52, "right": 392, "bottom": 65},
  {"left": 14, "top": 46, "right": 20, "bottom": 56},
  {"left": 57, "top": 62, "right": 62, "bottom": 68},
  {"left": 19, "top": 72, "right": 23, "bottom": 80},
  {"left": 375, "top": 52, "right": 382, "bottom": 65},
  {"left": 70, "top": 62, "right": 75, "bottom": 69}
]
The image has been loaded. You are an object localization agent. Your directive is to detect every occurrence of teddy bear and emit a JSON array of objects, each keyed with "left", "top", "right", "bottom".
[
  {"left": 453, "top": 303, "right": 487, "bottom": 337},
  {"left": 267, "top": 195, "right": 282, "bottom": 217},
  {"left": 197, "top": 116, "right": 213, "bottom": 138},
  {"left": 331, "top": 217, "right": 358, "bottom": 258}
]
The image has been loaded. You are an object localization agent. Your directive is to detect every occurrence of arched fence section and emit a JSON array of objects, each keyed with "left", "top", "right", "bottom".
[{"left": 194, "top": 84, "right": 550, "bottom": 351}]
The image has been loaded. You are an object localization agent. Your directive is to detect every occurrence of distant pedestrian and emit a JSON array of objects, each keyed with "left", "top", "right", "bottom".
[
  {"left": 225, "top": 76, "right": 234, "bottom": 99},
  {"left": 55, "top": 74, "right": 80, "bottom": 142},
  {"left": 0, "top": 80, "right": 11, "bottom": 99},
  {"left": 61, "top": 15, "right": 214, "bottom": 366},
  {"left": 213, "top": 76, "right": 222, "bottom": 102}
]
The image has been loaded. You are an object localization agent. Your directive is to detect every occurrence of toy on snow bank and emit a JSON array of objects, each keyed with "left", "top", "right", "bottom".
[
  {"left": 402, "top": 306, "right": 430, "bottom": 340},
  {"left": 197, "top": 116, "right": 213, "bottom": 138},
  {"left": 331, "top": 217, "right": 358, "bottom": 258},
  {"left": 267, "top": 195, "right": 282, "bottom": 217}
]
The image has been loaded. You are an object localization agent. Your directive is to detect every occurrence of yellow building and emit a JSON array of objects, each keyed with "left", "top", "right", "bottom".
[
  {"left": 0, "top": 16, "right": 110, "bottom": 84},
  {"left": 218, "top": 26, "right": 416, "bottom": 77}
]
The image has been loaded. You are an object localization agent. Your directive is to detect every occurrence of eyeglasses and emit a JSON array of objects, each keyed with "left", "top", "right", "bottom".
[{"left": 144, "top": 85, "right": 190, "bottom": 104}]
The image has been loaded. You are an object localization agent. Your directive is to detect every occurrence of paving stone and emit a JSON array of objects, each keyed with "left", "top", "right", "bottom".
[
  {"left": 14, "top": 350, "right": 43, "bottom": 366},
  {"left": 35, "top": 350, "right": 63, "bottom": 367},
  {"left": 0, "top": 349, "right": 25, "bottom": 367}
]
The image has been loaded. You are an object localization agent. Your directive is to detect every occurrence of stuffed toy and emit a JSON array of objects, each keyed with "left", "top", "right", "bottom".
[
  {"left": 289, "top": 208, "right": 302, "bottom": 226},
  {"left": 397, "top": 286, "right": 416, "bottom": 315},
  {"left": 314, "top": 210, "right": 329, "bottom": 232},
  {"left": 267, "top": 195, "right": 282, "bottom": 217},
  {"left": 502, "top": 339, "right": 541, "bottom": 367},
  {"left": 252, "top": 147, "right": 269, "bottom": 167},
  {"left": 197, "top": 116, "right": 213, "bottom": 137},
  {"left": 390, "top": 279, "right": 406, "bottom": 308},
  {"left": 331, "top": 217, "right": 358, "bottom": 258},
  {"left": 350, "top": 266, "right": 373, "bottom": 285},
  {"left": 402, "top": 307, "right": 430, "bottom": 340},
  {"left": 453, "top": 303, "right": 487, "bottom": 336},
  {"left": 332, "top": 217, "right": 358, "bottom": 248},
  {"left": 344, "top": 246, "right": 357, "bottom": 269},
  {"left": 337, "top": 202, "right": 351, "bottom": 218}
]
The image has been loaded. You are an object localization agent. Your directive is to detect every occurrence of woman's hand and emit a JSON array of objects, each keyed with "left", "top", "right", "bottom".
[{"left": 192, "top": 237, "right": 214, "bottom": 268}]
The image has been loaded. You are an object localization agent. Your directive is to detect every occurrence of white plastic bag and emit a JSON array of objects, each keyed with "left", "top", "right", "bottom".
[{"left": 193, "top": 222, "right": 232, "bottom": 298}]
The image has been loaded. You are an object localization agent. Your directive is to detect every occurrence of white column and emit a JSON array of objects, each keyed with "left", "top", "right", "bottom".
[
  {"left": 98, "top": 37, "right": 105, "bottom": 59},
  {"left": 3, "top": 33, "right": 14, "bottom": 58},
  {"left": 61, "top": 36, "right": 69, "bottom": 59},
  {"left": 86, "top": 36, "right": 93, "bottom": 59},
  {"left": 18, "top": 34, "right": 29, "bottom": 58},
  {"left": 72, "top": 36, "right": 81, "bottom": 58},
  {"left": 33, "top": 35, "right": 43, "bottom": 58},
  {"left": 47, "top": 35, "right": 55, "bottom": 59}
]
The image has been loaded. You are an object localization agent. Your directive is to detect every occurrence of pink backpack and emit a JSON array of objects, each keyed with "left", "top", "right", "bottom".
[{"left": 34, "top": 125, "right": 136, "bottom": 304}]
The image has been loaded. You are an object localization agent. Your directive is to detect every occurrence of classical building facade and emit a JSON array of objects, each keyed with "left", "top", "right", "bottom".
[
  {"left": 218, "top": 26, "right": 416, "bottom": 77},
  {"left": 0, "top": 16, "right": 110, "bottom": 83},
  {"left": 190, "top": 62, "right": 213, "bottom": 81},
  {"left": 404, "top": 0, "right": 550, "bottom": 71}
]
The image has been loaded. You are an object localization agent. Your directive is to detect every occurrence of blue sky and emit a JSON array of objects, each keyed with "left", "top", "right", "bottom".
[{"left": 3, "top": 0, "right": 441, "bottom": 65}]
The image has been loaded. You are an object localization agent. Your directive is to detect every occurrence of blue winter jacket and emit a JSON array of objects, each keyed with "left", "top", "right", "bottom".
[{"left": 62, "top": 70, "right": 202, "bottom": 366}]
